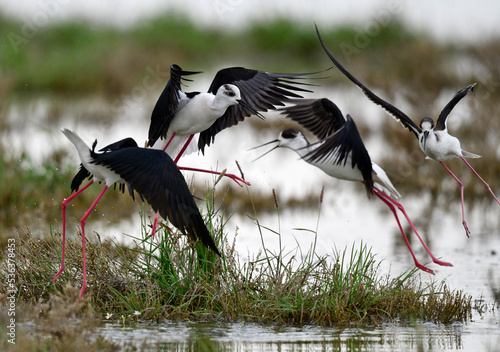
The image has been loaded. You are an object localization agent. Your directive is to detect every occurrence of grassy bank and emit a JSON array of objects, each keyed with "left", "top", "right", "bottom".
[
  {"left": 0, "top": 222, "right": 472, "bottom": 350},
  {"left": 0, "top": 190, "right": 472, "bottom": 330}
]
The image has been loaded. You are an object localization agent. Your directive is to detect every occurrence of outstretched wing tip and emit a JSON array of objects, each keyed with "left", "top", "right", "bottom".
[{"left": 314, "top": 25, "right": 422, "bottom": 138}]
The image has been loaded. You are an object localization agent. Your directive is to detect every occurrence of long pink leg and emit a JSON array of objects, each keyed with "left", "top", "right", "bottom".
[
  {"left": 461, "top": 157, "right": 500, "bottom": 205},
  {"left": 150, "top": 214, "right": 159, "bottom": 239},
  {"left": 374, "top": 187, "right": 453, "bottom": 268},
  {"left": 173, "top": 135, "right": 250, "bottom": 186},
  {"left": 78, "top": 185, "right": 109, "bottom": 299},
  {"left": 52, "top": 180, "right": 94, "bottom": 282},
  {"left": 162, "top": 132, "right": 177, "bottom": 152},
  {"left": 177, "top": 166, "right": 250, "bottom": 186},
  {"left": 174, "top": 134, "right": 194, "bottom": 164},
  {"left": 372, "top": 187, "right": 435, "bottom": 274},
  {"left": 439, "top": 161, "right": 470, "bottom": 237}
]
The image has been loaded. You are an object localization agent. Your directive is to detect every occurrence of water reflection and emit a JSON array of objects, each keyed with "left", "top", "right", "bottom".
[{"left": 97, "top": 319, "right": 499, "bottom": 351}]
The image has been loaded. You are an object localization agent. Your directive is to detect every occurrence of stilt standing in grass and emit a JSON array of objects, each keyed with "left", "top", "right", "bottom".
[
  {"left": 253, "top": 98, "right": 452, "bottom": 274},
  {"left": 315, "top": 24, "right": 499, "bottom": 237},
  {"left": 146, "top": 64, "right": 318, "bottom": 234},
  {"left": 54, "top": 128, "right": 220, "bottom": 299}
]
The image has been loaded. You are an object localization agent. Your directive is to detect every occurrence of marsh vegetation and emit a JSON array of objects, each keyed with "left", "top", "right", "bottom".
[{"left": 0, "top": 11, "right": 499, "bottom": 350}]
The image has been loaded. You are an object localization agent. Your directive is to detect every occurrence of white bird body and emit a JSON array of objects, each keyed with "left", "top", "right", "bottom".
[
  {"left": 421, "top": 131, "right": 463, "bottom": 161},
  {"left": 419, "top": 123, "right": 480, "bottom": 161},
  {"left": 151, "top": 86, "right": 242, "bottom": 158},
  {"left": 278, "top": 131, "right": 400, "bottom": 199},
  {"left": 168, "top": 86, "right": 241, "bottom": 136},
  {"left": 280, "top": 135, "right": 366, "bottom": 182},
  {"left": 61, "top": 128, "right": 123, "bottom": 186},
  {"left": 310, "top": 151, "right": 367, "bottom": 183}
]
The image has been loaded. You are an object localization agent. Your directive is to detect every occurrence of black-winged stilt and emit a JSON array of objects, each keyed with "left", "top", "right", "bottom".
[
  {"left": 147, "top": 64, "right": 316, "bottom": 162},
  {"left": 146, "top": 64, "right": 317, "bottom": 235},
  {"left": 315, "top": 25, "right": 499, "bottom": 237},
  {"left": 253, "top": 98, "right": 452, "bottom": 274},
  {"left": 54, "top": 128, "right": 220, "bottom": 299}
]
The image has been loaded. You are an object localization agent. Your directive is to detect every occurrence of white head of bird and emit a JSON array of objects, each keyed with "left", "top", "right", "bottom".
[
  {"left": 251, "top": 128, "right": 309, "bottom": 162},
  {"left": 212, "top": 84, "right": 241, "bottom": 111},
  {"left": 417, "top": 116, "right": 467, "bottom": 161},
  {"left": 277, "top": 129, "right": 309, "bottom": 151},
  {"left": 419, "top": 117, "right": 435, "bottom": 151}
]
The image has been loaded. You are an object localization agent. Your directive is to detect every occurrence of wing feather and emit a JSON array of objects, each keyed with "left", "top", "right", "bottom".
[
  {"left": 315, "top": 24, "right": 421, "bottom": 138},
  {"left": 92, "top": 147, "right": 220, "bottom": 255},
  {"left": 147, "top": 64, "right": 202, "bottom": 147},
  {"left": 198, "top": 67, "right": 318, "bottom": 153},
  {"left": 280, "top": 98, "right": 346, "bottom": 140},
  {"left": 435, "top": 83, "right": 476, "bottom": 131},
  {"left": 305, "top": 115, "right": 374, "bottom": 196}
]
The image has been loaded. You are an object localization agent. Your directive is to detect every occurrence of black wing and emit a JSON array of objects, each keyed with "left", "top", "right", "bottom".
[
  {"left": 147, "top": 64, "right": 202, "bottom": 147},
  {"left": 305, "top": 114, "right": 374, "bottom": 196},
  {"left": 435, "top": 83, "right": 476, "bottom": 131},
  {"left": 99, "top": 137, "right": 138, "bottom": 152},
  {"left": 102, "top": 137, "right": 140, "bottom": 198},
  {"left": 198, "top": 67, "right": 316, "bottom": 153},
  {"left": 315, "top": 24, "right": 421, "bottom": 138},
  {"left": 70, "top": 164, "right": 92, "bottom": 192},
  {"left": 70, "top": 138, "right": 138, "bottom": 193},
  {"left": 92, "top": 147, "right": 220, "bottom": 255},
  {"left": 279, "top": 98, "right": 346, "bottom": 140}
]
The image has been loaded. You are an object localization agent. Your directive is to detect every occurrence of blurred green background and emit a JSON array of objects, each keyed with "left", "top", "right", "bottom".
[{"left": 1, "top": 7, "right": 500, "bottom": 241}]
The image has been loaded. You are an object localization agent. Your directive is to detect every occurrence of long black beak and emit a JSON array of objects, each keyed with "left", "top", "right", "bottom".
[
  {"left": 237, "top": 99, "right": 265, "bottom": 120},
  {"left": 249, "top": 139, "right": 280, "bottom": 162},
  {"left": 422, "top": 131, "right": 429, "bottom": 150}
]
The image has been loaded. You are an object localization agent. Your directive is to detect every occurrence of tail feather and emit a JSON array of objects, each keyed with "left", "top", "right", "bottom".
[
  {"left": 462, "top": 150, "right": 481, "bottom": 159},
  {"left": 371, "top": 162, "right": 401, "bottom": 199},
  {"left": 61, "top": 128, "right": 92, "bottom": 165}
]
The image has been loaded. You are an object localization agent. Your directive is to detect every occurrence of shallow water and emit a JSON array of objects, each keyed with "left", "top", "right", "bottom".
[
  {"left": 5, "top": 91, "right": 500, "bottom": 350},
  {"left": 97, "top": 317, "right": 499, "bottom": 351}
]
